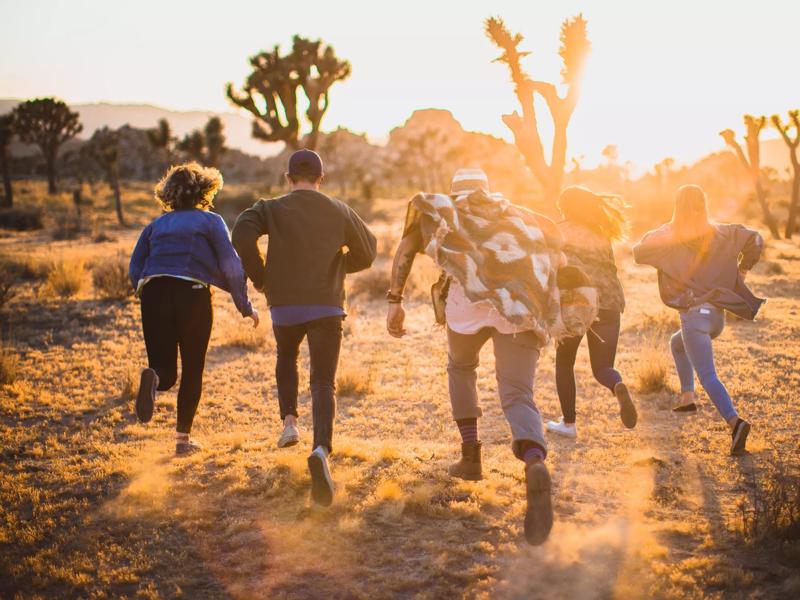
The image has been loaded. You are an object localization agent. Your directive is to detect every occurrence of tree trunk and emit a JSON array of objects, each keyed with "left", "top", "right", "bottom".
[
  {"left": 0, "top": 151, "right": 12, "bottom": 207},
  {"left": 785, "top": 165, "right": 800, "bottom": 238},
  {"left": 754, "top": 181, "right": 781, "bottom": 239},
  {"left": 46, "top": 151, "right": 58, "bottom": 195},
  {"left": 112, "top": 172, "right": 124, "bottom": 226}
]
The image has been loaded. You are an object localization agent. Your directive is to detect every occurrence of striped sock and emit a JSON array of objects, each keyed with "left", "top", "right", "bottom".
[
  {"left": 523, "top": 444, "right": 546, "bottom": 464},
  {"left": 456, "top": 418, "right": 479, "bottom": 444}
]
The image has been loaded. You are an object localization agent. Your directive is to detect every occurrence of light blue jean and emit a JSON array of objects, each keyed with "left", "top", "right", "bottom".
[{"left": 670, "top": 304, "right": 738, "bottom": 422}]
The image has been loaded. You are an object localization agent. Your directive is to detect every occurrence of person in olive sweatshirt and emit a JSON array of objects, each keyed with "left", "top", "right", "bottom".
[{"left": 232, "top": 149, "right": 377, "bottom": 507}]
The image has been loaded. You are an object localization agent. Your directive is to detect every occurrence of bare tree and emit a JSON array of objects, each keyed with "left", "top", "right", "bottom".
[
  {"left": 227, "top": 36, "right": 351, "bottom": 151},
  {"left": 147, "top": 118, "right": 175, "bottom": 168},
  {"left": 720, "top": 115, "right": 781, "bottom": 239},
  {"left": 204, "top": 117, "right": 226, "bottom": 168},
  {"left": 0, "top": 115, "right": 14, "bottom": 207},
  {"left": 85, "top": 127, "right": 124, "bottom": 226},
  {"left": 485, "top": 15, "right": 591, "bottom": 208},
  {"left": 771, "top": 110, "right": 800, "bottom": 237},
  {"left": 11, "top": 98, "right": 82, "bottom": 194}
]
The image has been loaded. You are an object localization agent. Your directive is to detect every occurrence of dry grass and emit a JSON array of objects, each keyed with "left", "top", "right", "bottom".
[
  {"left": 336, "top": 365, "right": 373, "bottom": 397},
  {"left": 0, "top": 337, "right": 17, "bottom": 385},
  {"left": 632, "top": 337, "right": 673, "bottom": 393},
  {"left": 739, "top": 452, "right": 800, "bottom": 544},
  {"left": 45, "top": 259, "right": 86, "bottom": 298},
  {"left": 92, "top": 256, "right": 133, "bottom": 300},
  {"left": 0, "top": 186, "right": 798, "bottom": 598},
  {"left": 0, "top": 266, "right": 17, "bottom": 311}
]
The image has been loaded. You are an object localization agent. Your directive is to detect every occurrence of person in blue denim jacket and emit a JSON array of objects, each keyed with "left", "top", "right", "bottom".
[
  {"left": 634, "top": 184, "right": 764, "bottom": 455},
  {"left": 129, "top": 162, "right": 259, "bottom": 455}
]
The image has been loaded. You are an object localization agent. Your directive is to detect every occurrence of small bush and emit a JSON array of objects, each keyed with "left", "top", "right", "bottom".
[
  {"left": 46, "top": 260, "right": 86, "bottom": 298},
  {"left": 92, "top": 258, "right": 132, "bottom": 300},
  {"left": 632, "top": 339, "right": 672, "bottom": 393},
  {"left": 0, "top": 206, "right": 44, "bottom": 231},
  {"left": 0, "top": 255, "right": 49, "bottom": 281},
  {"left": 221, "top": 326, "right": 271, "bottom": 351},
  {"left": 348, "top": 267, "right": 390, "bottom": 301},
  {"left": 738, "top": 454, "right": 800, "bottom": 543},
  {"left": 0, "top": 267, "right": 18, "bottom": 310},
  {"left": 0, "top": 339, "right": 18, "bottom": 385},
  {"left": 119, "top": 370, "right": 137, "bottom": 403},
  {"left": 635, "top": 310, "right": 680, "bottom": 338},
  {"left": 49, "top": 214, "right": 82, "bottom": 241},
  {"left": 337, "top": 366, "right": 373, "bottom": 397}
]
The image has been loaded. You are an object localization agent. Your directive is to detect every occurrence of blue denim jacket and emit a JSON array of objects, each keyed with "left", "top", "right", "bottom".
[{"left": 129, "top": 209, "right": 253, "bottom": 317}]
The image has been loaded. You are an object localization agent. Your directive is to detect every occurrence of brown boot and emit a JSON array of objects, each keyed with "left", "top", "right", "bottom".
[
  {"left": 524, "top": 461, "right": 553, "bottom": 546},
  {"left": 448, "top": 441, "right": 483, "bottom": 481}
]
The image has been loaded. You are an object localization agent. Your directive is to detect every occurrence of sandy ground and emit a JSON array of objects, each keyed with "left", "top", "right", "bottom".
[{"left": 0, "top": 213, "right": 799, "bottom": 599}]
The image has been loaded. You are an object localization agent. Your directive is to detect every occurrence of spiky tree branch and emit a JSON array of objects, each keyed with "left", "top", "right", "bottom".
[
  {"left": 11, "top": 98, "right": 82, "bottom": 194},
  {"left": 485, "top": 14, "right": 590, "bottom": 207},
  {"left": 720, "top": 115, "right": 780, "bottom": 239},
  {"left": 771, "top": 110, "right": 800, "bottom": 237},
  {"left": 227, "top": 36, "right": 351, "bottom": 151}
]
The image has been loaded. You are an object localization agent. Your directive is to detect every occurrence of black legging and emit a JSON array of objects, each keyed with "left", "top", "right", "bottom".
[
  {"left": 555, "top": 309, "right": 623, "bottom": 424},
  {"left": 273, "top": 316, "right": 343, "bottom": 453},
  {"left": 140, "top": 277, "right": 213, "bottom": 434}
]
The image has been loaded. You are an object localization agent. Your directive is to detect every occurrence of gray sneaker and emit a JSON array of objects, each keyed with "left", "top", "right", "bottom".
[
  {"left": 277, "top": 424, "right": 300, "bottom": 448},
  {"left": 307, "top": 446, "right": 334, "bottom": 507},
  {"left": 175, "top": 438, "right": 202, "bottom": 456}
]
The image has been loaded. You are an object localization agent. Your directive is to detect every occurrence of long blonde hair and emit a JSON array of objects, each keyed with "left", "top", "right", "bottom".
[
  {"left": 558, "top": 185, "right": 629, "bottom": 241},
  {"left": 671, "top": 185, "right": 715, "bottom": 243}
]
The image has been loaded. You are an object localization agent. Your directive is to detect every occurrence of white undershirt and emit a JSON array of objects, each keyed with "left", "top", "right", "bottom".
[{"left": 445, "top": 279, "right": 524, "bottom": 335}]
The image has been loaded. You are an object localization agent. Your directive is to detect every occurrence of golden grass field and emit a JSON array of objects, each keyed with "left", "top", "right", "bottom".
[{"left": 1, "top": 184, "right": 799, "bottom": 599}]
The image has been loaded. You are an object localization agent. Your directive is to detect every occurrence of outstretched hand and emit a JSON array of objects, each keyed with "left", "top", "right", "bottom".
[
  {"left": 248, "top": 308, "right": 260, "bottom": 329},
  {"left": 386, "top": 303, "right": 406, "bottom": 338}
]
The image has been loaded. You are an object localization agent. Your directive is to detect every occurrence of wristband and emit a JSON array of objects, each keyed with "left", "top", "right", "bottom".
[{"left": 386, "top": 291, "right": 403, "bottom": 304}]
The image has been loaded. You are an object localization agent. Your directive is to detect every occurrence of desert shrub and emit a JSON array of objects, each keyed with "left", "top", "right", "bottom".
[
  {"left": 221, "top": 326, "right": 271, "bottom": 351},
  {"left": 0, "top": 206, "right": 44, "bottom": 231},
  {"left": 738, "top": 454, "right": 800, "bottom": 544},
  {"left": 48, "top": 214, "right": 82, "bottom": 241},
  {"left": 632, "top": 338, "right": 672, "bottom": 393},
  {"left": 119, "top": 369, "right": 137, "bottom": 403},
  {"left": 348, "top": 266, "right": 391, "bottom": 301},
  {"left": 0, "top": 338, "right": 18, "bottom": 385},
  {"left": 0, "top": 267, "right": 18, "bottom": 310},
  {"left": 337, "top": 366, "right": 372, "bottom": 397},
  {"left": 633, "top": 310, "right": 680, "bottom": 338},
  {"left": 92, "top": 258, "right": 132, "bottom": 300},
  {"left": 46, "top": 260, "right": 86, "bottom": 298},
  {"left": 763, "top": 261, "right": 785, "bottom": 275},
  {"left": 0, "top": 255, "right": 49, "bottom": 281}
]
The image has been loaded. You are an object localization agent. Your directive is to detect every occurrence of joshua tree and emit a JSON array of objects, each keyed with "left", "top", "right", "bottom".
[
  {"left": 177, "top": 130, "right": 206, "bottom": 164},
  {"left": 227, "top": 36, "right": 351, "bottom": 151},
  {"left": 0, "top": 115, "right": 14, "bottom": 207},
  {"left": 720, "top": 116, "right": 781, "bottom": 239},
  {"left": 85, "top": 127, "right": 124, "bottom": 225},
  {"left": 486, "top": 15, "right": 591, "bottom": 208},
  {"left": 147, "top": 118, "right": 175, "bottom": 167},
  {"left": 204, "top": 117, "right": 226, "bottom": 167},
  {"left": 771, "top": 110, "right": 800, "bottom": 238},
  {"left": 11, "top": 98, "right": 82, "bottom": 194}
]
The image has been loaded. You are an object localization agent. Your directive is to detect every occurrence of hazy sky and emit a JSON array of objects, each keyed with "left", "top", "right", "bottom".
[{"left": 1, "top": 0, "right": 797, "bottom": 168}]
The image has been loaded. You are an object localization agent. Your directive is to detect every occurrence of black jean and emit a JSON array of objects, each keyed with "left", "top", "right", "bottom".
[
  {"left": 140, "top": 277, "right": 213, "bottom": 434},
  {"left": 555, "top": 309, "right": 623, "bottom": 424},
  {"left": 273, "top": 316, "right": 343, "bottom": 453}
]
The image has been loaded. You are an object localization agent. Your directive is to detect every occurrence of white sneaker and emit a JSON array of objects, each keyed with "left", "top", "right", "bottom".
[
  {"left": 546, "top": 418, "right": 577, "bottom": 438},
  {"left": 277, "top": 424, "right": 300, "bottom": 448}
]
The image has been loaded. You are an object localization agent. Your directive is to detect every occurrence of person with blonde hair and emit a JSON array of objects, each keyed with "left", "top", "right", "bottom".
[
  {"left": 546, "top": 186, "right": 638, "bottom": 439},
  {"left": 634, "top": 184, "right": 764, "bottom": 454},
  {"left": 129, "top": 162, "right": 259, "bottom": 455}
]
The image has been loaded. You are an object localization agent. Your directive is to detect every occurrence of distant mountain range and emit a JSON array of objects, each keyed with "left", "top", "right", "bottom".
[
  {"left": 0, "top": 99, "right": 280, "bottom": 158},
  {"left": 0, "top": 98, "right": 793, "bottom": 175}
]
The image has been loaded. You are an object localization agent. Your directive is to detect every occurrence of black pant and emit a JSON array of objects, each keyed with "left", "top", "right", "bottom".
[
  {"left": 140, "top": 277, "right": 213, "bottom": 434},
  {"left": 555, "top": 309, "right": 623, "bottom": 424},
  {"left": 273, "top": 316, "right": 343, "bottom": 453}
]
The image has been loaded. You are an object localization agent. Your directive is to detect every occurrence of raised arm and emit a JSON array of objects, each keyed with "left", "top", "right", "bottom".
[
  {"left": 344, "top": 206, "right": 378, "bottom": 273},
  {"left": 231, "top": 201, "right": 268, "bottom": 290},
  {"left": 734, "top": 225, "right": 764, "bottom": 272}
]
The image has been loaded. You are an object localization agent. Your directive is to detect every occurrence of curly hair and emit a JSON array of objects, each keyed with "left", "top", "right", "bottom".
[
  {"left": 154, "top": 162, "right": 223, "bottom": 211},
  {"left": 558, "top": 185, "right": 629, "bottom": 241}
]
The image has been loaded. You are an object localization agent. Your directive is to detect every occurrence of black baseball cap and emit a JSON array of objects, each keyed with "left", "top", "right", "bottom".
[{"left": 288, "top": 149, "right": 323, "bottom": 179}]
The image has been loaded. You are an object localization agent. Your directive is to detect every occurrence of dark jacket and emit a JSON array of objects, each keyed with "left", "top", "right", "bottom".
[
  {"left": 633, "top": 223, "right": 765, "bottom": 320},
  {"left": 231, "top": 189, "right": 377, "bottom": 307},
  {"left": 129, "top": 209, "right": 253, "bottom": 317}
]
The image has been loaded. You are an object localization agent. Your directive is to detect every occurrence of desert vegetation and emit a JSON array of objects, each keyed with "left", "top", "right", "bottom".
[{"left": 1, "top": 7, "right": 799, "bottom": 600}]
